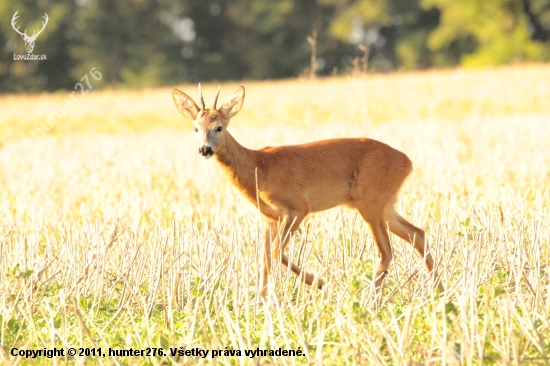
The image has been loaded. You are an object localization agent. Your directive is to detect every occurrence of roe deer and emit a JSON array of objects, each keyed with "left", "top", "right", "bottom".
[{"left": 172, "top": 84, "right": 444, "bottom": 296}]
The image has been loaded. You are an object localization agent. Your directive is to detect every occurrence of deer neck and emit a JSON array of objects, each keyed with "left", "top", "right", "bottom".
[{"left": 214, "top": 131, "right": 259, "bottom": 204}]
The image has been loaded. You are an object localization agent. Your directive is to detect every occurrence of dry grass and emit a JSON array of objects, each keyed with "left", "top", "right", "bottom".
[{"left": 0, "top": 64, "right": 549, "bottom": 365}]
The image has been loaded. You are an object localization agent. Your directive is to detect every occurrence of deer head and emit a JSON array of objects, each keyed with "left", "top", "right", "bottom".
[
  {"left": 172, "top": 84, "right": 245, "bottom": 159},
  {"left": 11, "top": 11, "right": 49, "bottom": 54}
]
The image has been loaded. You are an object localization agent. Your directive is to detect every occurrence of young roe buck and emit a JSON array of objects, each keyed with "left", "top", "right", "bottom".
[{"left": 172, "top": 84, "right": 444, "bottom": 296}]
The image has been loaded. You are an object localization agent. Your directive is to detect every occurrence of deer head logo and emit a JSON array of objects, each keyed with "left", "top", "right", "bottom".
[{"left": 11, "top": 11, "right": 49, "bottom": 54}]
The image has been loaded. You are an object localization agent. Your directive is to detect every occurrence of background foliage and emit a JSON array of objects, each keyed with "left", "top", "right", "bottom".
[{"left": 1, "top": 0, "right": 550, "bottom": 91}]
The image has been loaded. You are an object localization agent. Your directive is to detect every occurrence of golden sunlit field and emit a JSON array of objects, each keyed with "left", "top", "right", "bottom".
[{"left": 1, "top": 64, "right": 550, "bottom": 365}]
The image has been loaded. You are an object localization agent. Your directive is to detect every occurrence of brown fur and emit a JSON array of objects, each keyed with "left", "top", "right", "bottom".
[{"left": 172, "top": 86, "right": 444, "bottom": 296}]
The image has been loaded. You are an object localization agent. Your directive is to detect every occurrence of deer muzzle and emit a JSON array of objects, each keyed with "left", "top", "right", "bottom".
[{"left": 199, "top": 145, "right": 213, "bottom": 158}]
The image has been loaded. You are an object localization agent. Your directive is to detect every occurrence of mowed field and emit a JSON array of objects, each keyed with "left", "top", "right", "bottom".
[{"left": 0, "top": 64, "right": 549, "bottom": 365}]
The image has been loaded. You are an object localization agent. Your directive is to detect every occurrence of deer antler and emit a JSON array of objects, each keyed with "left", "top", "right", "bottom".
[
  {"left": 213, "top": 85, "right": 220, "bottom": 109},
  {"left": 198, "top": 83, "right": 206, "bottom": 110},
  {"left": 29, "top": 13, "right": 48, "bottom": 40},
  {"left": 11, "top": 11, "right": 28, "bottom": 37}
]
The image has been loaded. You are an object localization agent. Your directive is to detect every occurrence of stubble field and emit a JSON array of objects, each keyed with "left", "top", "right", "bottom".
[{"left": 0, "top": 64, "right": 550, "bottom": 365}]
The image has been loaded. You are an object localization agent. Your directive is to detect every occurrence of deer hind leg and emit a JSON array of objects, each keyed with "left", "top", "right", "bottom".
[
  {"left": 384, "top": 206, "right": 444, "bottom": 292},
  {"left": 261, "top": 212, "right": 320, "bottom": 297},
  {"left": 353, "top": 200, "right": 393, "bottom": 289}
]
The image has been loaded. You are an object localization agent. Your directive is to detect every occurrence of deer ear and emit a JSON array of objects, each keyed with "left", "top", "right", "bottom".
[
  {"left": 219, "top": 86, "right": 245, "bottom": 119},
  {"left": 172, "top": 89, "right": 200, "bottom": 120}
]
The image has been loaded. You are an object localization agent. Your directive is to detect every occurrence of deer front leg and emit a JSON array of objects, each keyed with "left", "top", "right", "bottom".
[
  {"left": 261, "top": 221, "right": 275, "bottom": 297},
  {"left": 261, "top": 215, "right": 322, "bottom": 297}
]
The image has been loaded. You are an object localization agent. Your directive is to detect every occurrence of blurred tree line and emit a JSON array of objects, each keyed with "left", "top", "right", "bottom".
[{"left": 1, "top": 0, "right": 549, "bottom": 92}]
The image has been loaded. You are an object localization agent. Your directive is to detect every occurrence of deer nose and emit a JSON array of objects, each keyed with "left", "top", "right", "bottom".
[{"left": 199, "top": 146, "right": 213, "bottom": 156}]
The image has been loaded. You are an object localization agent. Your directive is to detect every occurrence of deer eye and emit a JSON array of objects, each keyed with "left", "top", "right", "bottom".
[
  {"left": 216, "top": 126, "right": 223, "bottom": 132},
  {"left": 194, "top": 127, "right": 198, "bottom": 133}
]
